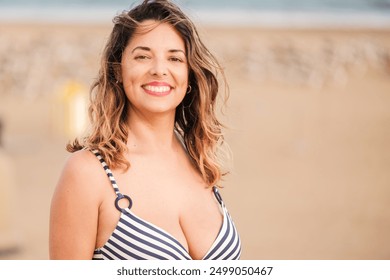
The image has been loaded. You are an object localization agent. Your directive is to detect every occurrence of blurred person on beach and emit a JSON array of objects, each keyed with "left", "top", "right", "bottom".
[
  {"left": 49, "top": 0, "right": 241, "bottom": 260},
  {"left": 0, "top": 118, "right": 19, "bottom": 255}
]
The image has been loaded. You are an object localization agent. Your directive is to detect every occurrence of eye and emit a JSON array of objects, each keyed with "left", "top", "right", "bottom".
[
  {"left": 134, "top": 55, "right": 150, "bottom": 60},
  {"left": 169, "top": 56, "right": 184, "bottom": 63}
]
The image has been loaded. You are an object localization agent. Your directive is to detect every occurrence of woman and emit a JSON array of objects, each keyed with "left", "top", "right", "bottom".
[{"left": 49, "top": 0, "right": 241, "bottom": 260}]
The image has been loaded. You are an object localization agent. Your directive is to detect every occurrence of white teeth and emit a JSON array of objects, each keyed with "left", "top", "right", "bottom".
[{"left": 144, "top": 85, "right": 170, "bottom": 92}]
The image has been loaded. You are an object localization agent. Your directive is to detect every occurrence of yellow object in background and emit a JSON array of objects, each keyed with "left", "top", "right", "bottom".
[{"left": 54, "top": 81, "right": 89, "bottom": 139}]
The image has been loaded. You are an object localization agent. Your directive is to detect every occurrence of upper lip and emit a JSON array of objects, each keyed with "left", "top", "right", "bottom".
[{"left": 143, "top": 81, "right": 173, "bottom": 88}]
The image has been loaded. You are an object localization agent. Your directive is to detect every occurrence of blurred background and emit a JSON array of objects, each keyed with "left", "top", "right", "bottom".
[{"left": 0, "top": 0, "right": 390, "bottom": 260}]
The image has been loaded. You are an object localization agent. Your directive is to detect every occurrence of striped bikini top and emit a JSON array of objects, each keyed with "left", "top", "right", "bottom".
[{"left": 92, "top": 150, "right": 241, "bottom": 260}]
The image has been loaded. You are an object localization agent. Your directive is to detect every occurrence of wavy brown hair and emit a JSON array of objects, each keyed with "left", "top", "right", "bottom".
[{"left": 68, "top": 0, "right": 229, "bottom": 187}]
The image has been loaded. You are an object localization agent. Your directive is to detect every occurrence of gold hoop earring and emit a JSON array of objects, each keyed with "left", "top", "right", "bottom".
[{"left": 186, "top": 85, "right": 192, "bottom": 94}]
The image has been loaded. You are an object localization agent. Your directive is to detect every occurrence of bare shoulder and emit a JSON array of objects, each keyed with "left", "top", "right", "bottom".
[
  {"left": 63, "top": 149, "right": 102, "bottom": 176},
  {"left": 54, "top": 149, "right": 107, "bottom": 202},
  {"left": 50, "top": 149, "right": 107, "bottom": 259}
]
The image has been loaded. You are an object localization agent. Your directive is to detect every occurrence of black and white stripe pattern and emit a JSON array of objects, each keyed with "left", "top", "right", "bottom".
[
  {"left": 202, "top": 206, "right": 242, "bottom": 260},
  {"left": 93, "top": 150, "right": 121, "bottom": 196},
  {"left": 91, "top": 149, "right": 241, "bottom": 260}
]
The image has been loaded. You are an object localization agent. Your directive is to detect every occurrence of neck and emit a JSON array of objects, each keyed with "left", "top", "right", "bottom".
[{"left": 126, "top": 109, "right": 179, "bottom": 154}]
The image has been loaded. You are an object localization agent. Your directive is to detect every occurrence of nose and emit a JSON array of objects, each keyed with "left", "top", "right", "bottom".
[{"left": 149, "top": 57, "right": 167, "bottom": 77}]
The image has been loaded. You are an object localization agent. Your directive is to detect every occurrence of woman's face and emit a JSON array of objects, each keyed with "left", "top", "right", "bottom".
[{"left": 121, "top": 20, "right": 189, "bottom": 117}]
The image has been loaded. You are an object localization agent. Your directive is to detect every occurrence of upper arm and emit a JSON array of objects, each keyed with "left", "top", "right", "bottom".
[{"left": 49, "top": 150, "right": 103, "bottom": 259}]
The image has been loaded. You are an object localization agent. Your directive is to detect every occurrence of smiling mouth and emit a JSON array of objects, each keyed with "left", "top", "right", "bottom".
[
  {"left": 142, "top": 85, "right": 172, "bottom": 96},
  {"left": 143, "top": 85, "right": 171, "bottom": 93}
]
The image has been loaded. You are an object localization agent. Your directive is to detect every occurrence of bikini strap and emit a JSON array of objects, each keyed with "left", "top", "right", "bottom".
[
  {"left": 212, "top": 186, "right": 225, "bottom": 207},
  {"left": 91, "top": 149, "right": 133, "bottom": 212}
]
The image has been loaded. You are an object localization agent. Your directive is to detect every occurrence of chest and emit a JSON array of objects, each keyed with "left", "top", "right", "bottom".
[{"left": 96, "top": 167, "right": 224, "bottom": 260}]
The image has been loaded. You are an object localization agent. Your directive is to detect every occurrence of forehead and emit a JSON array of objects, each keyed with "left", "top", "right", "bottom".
[{"left": 127, "top": 20, "right": 185, "bottom": 51}]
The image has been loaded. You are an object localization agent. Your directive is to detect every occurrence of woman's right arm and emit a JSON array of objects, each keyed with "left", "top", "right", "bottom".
[{"left": 49, "top": 150, "right": 102, "bottom": 259}]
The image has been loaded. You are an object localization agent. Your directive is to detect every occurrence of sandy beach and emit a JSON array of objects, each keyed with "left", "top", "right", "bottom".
[{"left": 0, "top": 21, "right": 390, "bottom": 260}]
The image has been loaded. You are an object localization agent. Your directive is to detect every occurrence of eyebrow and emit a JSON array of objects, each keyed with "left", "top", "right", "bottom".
[
  {"left": 131, "top": 46, "right": 186, "bottom": 55},
  {"left": 131, "top": 46, "right": 150, "bottom": 53}
]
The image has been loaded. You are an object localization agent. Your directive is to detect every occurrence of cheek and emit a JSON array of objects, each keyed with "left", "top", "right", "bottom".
[
  {"left": 122, "top": 66, "right": 142, "bottom": 87},
  {"left": 121, "top": 73, "right": 139, "bottom": 100},
  {"left": 175, "top": 67, "right": 189, "bottom": 86}
]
